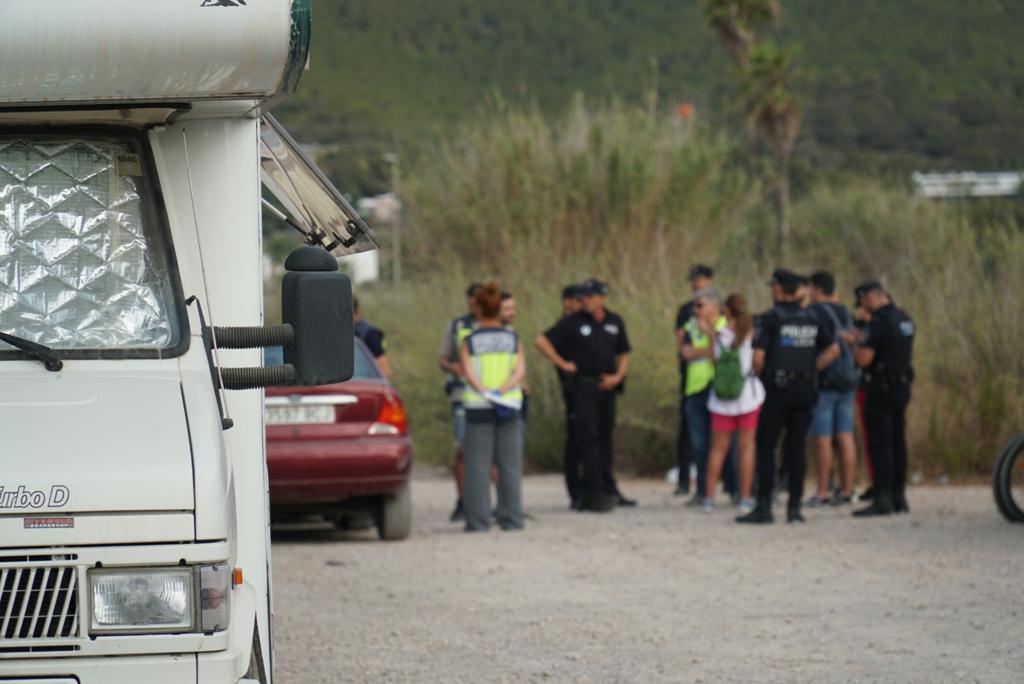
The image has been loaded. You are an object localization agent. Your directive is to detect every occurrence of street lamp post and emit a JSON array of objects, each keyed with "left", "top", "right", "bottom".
[{"left": 384, "top": 152, "right": 401, "bottom": 287}]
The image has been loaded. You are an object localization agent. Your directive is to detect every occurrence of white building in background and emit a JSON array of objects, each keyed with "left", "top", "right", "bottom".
[
  {"left": 343, "top": 193, "right": 403, "bottom": 284},
  {"left": 339, "top": 249, "right": 380, "bottom": 285},
  {"left": 912, "top": 171, "right": 1023, "bottom": 199}
]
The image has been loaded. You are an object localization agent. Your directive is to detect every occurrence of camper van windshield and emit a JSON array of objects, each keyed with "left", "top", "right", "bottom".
[{"left": 0, "top": 134, "right": 181, "bottom": 352}]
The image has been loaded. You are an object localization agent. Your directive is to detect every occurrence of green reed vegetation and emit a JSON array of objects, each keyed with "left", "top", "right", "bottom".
[{"left": 344, "top": 100, "right": 1024, "bottom": 478}]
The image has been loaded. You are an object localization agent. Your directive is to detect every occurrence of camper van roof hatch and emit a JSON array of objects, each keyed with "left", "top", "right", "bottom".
[{"left": 259, "top": 115, "right": 378, "bottom": 257}]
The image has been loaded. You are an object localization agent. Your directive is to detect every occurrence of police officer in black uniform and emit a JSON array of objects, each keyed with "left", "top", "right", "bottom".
[
  {"left": 847, "top": 281, "right": 915, "bottom": 517},
  {"left": 738, "top": 269, "right": 839, "bottom": 524},
  {"left": 554, "top": 284, "right": 585, "bottom": 506},
  {"left": 353, "top": 296, "right": 392, "bottom": 380},
  {"left": 536, "top": 278, "right": 634, "bottom": 512}
]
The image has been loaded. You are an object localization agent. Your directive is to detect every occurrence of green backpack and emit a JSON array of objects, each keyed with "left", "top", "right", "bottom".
[{"left": 713, "top": 343, "right": 746, "bottom": 400}]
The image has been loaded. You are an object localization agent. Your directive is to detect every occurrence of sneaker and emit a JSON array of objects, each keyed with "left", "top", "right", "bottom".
[
  {"left": 829, "top": 491, "right": 855, "bottom": 506},
  {"left": 804, "top": 495, "right": 829, "bottom": 508},
  {"left": 684, "top": 494, "right": 704, "bottom": 508},
  {"left": 738, "top": 498, "right": 756, "bottom": 514},
  {"left": 702, "top": 499, "right": 715, "bottom": 514}
]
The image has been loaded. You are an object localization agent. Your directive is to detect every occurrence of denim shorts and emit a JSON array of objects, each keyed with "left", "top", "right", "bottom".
[{"left": 810, "top": 390, "right": 855, "bottom": 438}]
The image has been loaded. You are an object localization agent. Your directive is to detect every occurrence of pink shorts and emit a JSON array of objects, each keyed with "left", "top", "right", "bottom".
[{"left": 711, "top": 408, "right": 761, "bottom": 433}]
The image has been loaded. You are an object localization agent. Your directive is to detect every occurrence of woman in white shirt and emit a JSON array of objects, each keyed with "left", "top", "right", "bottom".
[{"left": 704, "top": 294, "right": 765, "bottom": 512}]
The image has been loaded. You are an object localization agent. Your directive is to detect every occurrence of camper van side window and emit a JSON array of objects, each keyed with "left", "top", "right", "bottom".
[{"left": 0, "top": 135, "right": 181, "bottom": 352}]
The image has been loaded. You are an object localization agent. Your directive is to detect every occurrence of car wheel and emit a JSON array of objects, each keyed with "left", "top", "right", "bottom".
[
  {"left": 376, "top": 482, "right": 412, "bottom": 541},
  {"left": 994, "top": 433, "right": 1024, "bottom": 523}
]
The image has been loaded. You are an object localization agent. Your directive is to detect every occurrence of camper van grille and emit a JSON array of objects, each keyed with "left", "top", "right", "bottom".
[{"left": 0, "top": 566, "right": 79, "bottom": 640}]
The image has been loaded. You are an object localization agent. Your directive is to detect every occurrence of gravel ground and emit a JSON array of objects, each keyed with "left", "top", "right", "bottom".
[{"left": 271, "top": 474, "right": 1023, "bottom": 684}]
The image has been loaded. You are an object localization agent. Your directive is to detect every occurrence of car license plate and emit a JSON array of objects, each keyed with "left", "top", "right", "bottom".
[{"left": 265, "top": 405, "right": 334, "bottom": 425}]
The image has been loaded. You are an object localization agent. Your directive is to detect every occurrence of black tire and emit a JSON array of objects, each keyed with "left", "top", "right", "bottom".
[
  {"left": 993, "top": 433, "right": 1024, "bottom": 523},
  {"left": 376, "top": 482, "right": 412, "bottom": 541}
]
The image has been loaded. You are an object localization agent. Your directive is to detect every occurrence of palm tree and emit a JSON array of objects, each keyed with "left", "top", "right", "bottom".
[
  {"left": 744, "top": 41, "right": 802, "bottom": 254},
  {"left": 701, "top": 0, "right": 780, "bottom": 68},
  {"left": 702, "top": 0, "right": 801, "bottom": 258}
]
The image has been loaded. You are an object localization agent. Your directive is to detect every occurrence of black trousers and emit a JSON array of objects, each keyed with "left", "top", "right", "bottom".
[
  {"left": 573, "top": 376, "right": 619, "bottom": 500},
  {"left": 755, "top": 382, "right": 817, "bottom": 508},
  {"left": 676, "top": 391, "right": 692, "bottom": 489},
  {"left": 864, "top": 386, "right": 911, "bottom": 503},
  {"left": 561, "top": 383, "right": 581, "bottom": 501}
]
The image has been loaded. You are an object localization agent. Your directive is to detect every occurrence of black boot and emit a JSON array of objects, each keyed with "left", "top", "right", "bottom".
[
  {"left": 853, "top": 493, "right": 894, "bottom": 517},
  {"left": 893, "top": 493, "right": 909, "bottom": 514},
  {"left": 449, "top": 498, "right": 465, "bottom": 522},
  {"left": 787, "top": 505, "right": 805, "bottom": 524},
  {"left": 736, "top": 500, "right": 774, "bottom": 524},
  {"left": 615, "top": 491, "right": 638, "bottom": 507},
  {"left": 582, "top": 493, "right": 616, "bottom": 513}
]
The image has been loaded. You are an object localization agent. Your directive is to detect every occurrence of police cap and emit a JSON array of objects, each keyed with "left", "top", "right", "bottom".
[
  {"left": 580, "top": 278, "right": 609, "bottom": 296},
  {"left": 854, "top": 280, "right": 884, "bottom": 302},
  {"left": 561, "top": 284, "right": 584, "bottom": 300},
  {"left": 768, "top": 268, "right": 804, "bottom": 289},
  {"left": 688, "top": 264, "right": 714, "bottom": 281}
]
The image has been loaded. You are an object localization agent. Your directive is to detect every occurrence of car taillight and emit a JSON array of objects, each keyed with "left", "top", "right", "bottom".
[{"left": 368, "top": 395, "right": 408, "bottom": 435}]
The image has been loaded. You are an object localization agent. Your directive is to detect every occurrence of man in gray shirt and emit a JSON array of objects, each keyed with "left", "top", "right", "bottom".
[{"left": 437, "top": 283, "right": 482, "bottom": 522}]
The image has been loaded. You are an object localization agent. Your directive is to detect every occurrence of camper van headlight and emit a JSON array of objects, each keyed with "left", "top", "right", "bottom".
[{"left": 89, "top": 567, "right": 195, "bottom": 634}]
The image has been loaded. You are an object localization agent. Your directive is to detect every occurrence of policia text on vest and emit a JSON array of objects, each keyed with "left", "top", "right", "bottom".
[{"left": 738, "top": 295, "right": 839, "bottom": 525}]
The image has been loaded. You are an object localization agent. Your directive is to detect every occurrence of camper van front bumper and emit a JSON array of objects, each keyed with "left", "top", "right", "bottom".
[
  {"left": 0, "top": 542, "right": 245, "bottom": 661},
  {"left": 0, "top": 649, "right": 252, "bottom": 684}
]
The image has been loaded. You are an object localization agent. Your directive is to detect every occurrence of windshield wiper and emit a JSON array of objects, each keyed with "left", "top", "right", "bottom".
[{"left": 0, "top": 332, "right": 63, "bottom": 372}]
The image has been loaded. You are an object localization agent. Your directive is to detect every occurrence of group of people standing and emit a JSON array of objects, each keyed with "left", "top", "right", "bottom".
[
  {"left": 433, "top": 262, "right": 915, "bottom": 533},
  {"left": 437, "top": 278, "right": 637, "bottom": 532},
  {"left": 674, "top": 265, "right": 916, "bottom": 523}
]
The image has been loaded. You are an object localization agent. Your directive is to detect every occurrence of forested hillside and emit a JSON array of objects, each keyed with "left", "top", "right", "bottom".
[{"left": 276, "top": 0, "right": 1024, "bottom": 194}]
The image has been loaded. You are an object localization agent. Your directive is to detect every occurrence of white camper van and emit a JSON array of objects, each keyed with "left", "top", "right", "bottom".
[{"left": 0, "top": 2, "right": 376, "bottom": 682}]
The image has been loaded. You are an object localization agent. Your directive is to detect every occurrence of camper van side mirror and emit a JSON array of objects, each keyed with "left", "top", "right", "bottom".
[
  {"left": 206, "top": 246, "right": 354, "bottom": 396},
  {"left": 281, "top": 247, "right": 355, "bottom": 385}
]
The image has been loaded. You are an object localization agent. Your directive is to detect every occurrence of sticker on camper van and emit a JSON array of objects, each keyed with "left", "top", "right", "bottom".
[
  {"left": 0, "top": 484, "right": 70, "bottom": 509},
  {"left": 115, "top": 153, "right": 143, "bottom": 177},
  {"left": 24, "top": 517, "right": 74, "bottom": 530}
]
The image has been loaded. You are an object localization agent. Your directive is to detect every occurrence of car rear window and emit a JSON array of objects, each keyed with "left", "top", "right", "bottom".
[{"left": 263, "top": 341, "right": 380, "bottom": 380}]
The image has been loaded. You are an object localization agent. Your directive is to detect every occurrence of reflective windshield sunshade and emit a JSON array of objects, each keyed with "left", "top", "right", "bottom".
[{"left": 0, "top": 136, "right": 179, "bottom": 350}]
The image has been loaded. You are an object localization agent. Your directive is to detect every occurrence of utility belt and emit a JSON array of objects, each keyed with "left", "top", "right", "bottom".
[
  {"left": 863, "top": 366, "right": 913, "bottom": 393},
  {"left": 573, "top": 372, "right": 625, "bottom": 394},
  {"left": 767, "top": 369, "right": 815, "bottom": 389}
]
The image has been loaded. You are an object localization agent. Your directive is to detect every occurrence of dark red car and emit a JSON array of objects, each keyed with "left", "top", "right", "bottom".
[{"left": 264, "top": 340, "right": 412, "bottom": 540}]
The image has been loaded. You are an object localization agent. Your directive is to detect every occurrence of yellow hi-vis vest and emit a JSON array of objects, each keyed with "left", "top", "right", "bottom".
[
  {"left": 684, "top": 315, "right": 727, "bottom": 396},
  {"left": 462, "top": 327, "right": 524, "bottom": 411}
]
